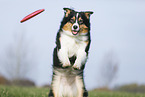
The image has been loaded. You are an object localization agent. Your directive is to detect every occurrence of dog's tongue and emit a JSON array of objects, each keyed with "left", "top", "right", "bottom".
[{"left": 72, "top": 31, "right": 78, "bottom": 35}]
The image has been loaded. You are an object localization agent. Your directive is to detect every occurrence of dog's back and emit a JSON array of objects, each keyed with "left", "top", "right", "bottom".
[{"left": 49, "top": 8, "right": 93, "bottom": 97}]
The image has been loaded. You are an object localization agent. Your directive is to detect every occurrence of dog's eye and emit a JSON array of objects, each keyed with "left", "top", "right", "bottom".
[
  {"left": 70, "top": 18, "right": 75, "bottom": 23},
  {"left": 79, "top": 19, "right": 83, "bottom": 24}
]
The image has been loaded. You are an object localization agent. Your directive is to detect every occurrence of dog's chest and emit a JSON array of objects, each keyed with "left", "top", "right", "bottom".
[{"left": 60, "top": 33, "right": 87, "bottom": 57}]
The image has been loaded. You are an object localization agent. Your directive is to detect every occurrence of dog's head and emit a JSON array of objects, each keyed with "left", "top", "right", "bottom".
[{"left": 60, "top": 8, "right": 93, "bottom": 36}]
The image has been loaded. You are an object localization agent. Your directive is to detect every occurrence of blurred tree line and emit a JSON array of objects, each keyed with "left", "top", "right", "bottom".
[
  {"left": 114, "top": 83, "right": 145, "bottom": 93},
  {"left": 95, "top": 51, "right": 145, "bottom": 93},
  {"left": 0, "top": 29, "right": 36, "bottom": 86}
]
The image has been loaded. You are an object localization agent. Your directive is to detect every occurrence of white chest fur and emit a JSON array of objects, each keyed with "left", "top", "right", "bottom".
[
  {"left": 60, "top": 31, "right": 88, "bottom": 57},
  {"left": 58, "top": 31, "right": 88, "bottom": 69},
  {"left": 61, "top": 34, "right": 78, "bottom": 57}
]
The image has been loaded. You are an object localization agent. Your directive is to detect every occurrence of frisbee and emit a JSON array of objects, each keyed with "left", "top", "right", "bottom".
[{"left": 20, "top": 9, "right": 45, "bottom": 23}]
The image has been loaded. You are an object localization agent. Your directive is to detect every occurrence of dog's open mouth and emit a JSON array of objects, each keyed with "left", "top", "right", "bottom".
[{"left": 72, "top": 31, "right": 79, "bottom": 35}]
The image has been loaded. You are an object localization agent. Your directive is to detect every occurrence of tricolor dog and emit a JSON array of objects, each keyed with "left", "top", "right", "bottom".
[{"left": 49, "top": 8, "right": 93, "bottom": 97}]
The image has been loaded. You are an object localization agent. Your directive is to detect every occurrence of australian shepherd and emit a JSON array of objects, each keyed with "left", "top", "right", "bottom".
[{"left": 49, "top": 8, "right": 93, "bottom": 97}]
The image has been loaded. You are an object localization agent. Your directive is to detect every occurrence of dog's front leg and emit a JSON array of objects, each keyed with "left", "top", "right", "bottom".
[
  {"left": 58, "top": 48, "right": 71, "bottom": 67},
  {"left": 73, "top": 49, "right": 87, "bottom": 70}
]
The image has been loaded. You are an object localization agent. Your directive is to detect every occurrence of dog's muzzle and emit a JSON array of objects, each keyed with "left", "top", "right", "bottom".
[{"left": 72, "top": 24, "right": 79, "bottom": 35}]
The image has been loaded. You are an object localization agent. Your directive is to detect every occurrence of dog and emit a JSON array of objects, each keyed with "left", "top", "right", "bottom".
[{"left": 49, "top": 8, "right": 93, "bottom": 97}]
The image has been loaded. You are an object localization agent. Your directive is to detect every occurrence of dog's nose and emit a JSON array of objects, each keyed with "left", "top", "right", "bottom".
[{"left": 73, "top": 25, "right": 78, "bottom": 29}]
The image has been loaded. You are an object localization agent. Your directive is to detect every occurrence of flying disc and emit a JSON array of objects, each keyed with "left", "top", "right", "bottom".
[{"left": 20, "top": 9, "right": 45, "bottom": 23}]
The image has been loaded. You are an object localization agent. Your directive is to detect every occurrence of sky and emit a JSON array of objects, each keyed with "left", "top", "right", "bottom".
[{"left": 0, "top": 0, "right": 145, "bottom": 90}]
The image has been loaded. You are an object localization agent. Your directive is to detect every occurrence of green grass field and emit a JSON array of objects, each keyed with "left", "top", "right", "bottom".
[{"left": 0, "top": 85, "right": 145, "bottom": 97}]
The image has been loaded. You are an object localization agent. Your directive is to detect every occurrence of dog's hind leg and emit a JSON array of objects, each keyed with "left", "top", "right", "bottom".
[
  {"left": 83, "top": 89, "right": 88, "bottom": 97},
  {"left": 48, "top": 89, "right": 54, "bottom": 97},
  {"left": 75, "top": 74, "right": 88, "bottom": 97},
  {"left": 75, "top": 75, "right": 84, "bottom": 97}
]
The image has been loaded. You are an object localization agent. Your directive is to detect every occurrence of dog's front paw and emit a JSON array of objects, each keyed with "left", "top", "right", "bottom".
[
  {"left": 62, "top": 61, "right": 71, "bottom": 68},
  {"left": 73, "top": 64, "right": 81, "bottom": 70}
]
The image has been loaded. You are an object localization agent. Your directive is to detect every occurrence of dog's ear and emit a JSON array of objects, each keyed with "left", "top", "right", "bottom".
[
  {"left": 63, "top": 8, "right": 74, "bottom": 17},
  {"left": 84, "top": 11, "right": 93, "bottom": 19}
]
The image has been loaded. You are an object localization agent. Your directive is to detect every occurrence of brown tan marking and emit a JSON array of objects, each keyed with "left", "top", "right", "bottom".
[
  {"left": 59, "top": 37, "right": 61, "bottom": 43},
  {"left": 72, "top": 16, "right": 75, "bottom": 20},
  {"left": 85, "top": 11, "right": 93, "bottom": 19},
  {"left": 70, "top": 16, "right": 76, "bottom": 23},
  {"left": 79, "top": 24, "right": 89, "bottom": 34},
  {"left": 63, "top": 8, "right": 73, "bottom": 17},
  {"left": 63, "top": 22, "right": 73, "bottom": 32},
  {"left": 85, "top": 41, "right": 89, "bottom": 44},
  {"left": 78, "top": 17, "right": 83, "bottom": 22}
]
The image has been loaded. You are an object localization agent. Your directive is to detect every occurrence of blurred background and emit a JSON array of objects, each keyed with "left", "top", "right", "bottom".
[{"left": 0, "top": 0, "right": 145, "bottom": 92}]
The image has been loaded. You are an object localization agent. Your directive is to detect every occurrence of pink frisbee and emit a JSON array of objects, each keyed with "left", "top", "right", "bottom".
[{"left": 20, "top": 9, "right": 45, "bottom": 23}]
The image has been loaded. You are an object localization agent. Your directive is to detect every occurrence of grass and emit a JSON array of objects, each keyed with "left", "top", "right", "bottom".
[
  {"left": 0, "top": 85, "right": 49, "bottom": 97},
  {"left": 0, "top": 85, "right": 145, "bottom": 97},
  {"left": 89, "top": 90, "right": 145, "bottom": 97}
]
